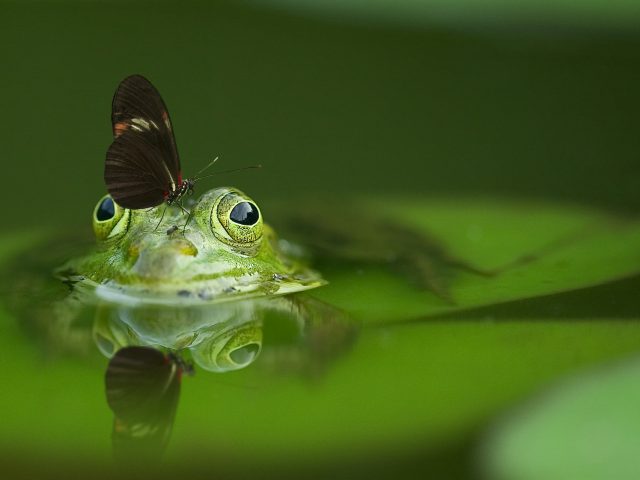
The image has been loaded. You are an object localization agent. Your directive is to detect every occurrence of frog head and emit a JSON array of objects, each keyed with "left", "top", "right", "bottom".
[{"left": 68, "top": 187, "right": 324, "bottom": 303}]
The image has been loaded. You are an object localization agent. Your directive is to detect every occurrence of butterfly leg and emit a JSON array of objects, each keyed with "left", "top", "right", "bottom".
[
  {"left": 182, "top": 210, "right": 195, "bottom": 234},
  {"left": 153, "top": 205, "right": 168, "bottom": 231},
  {"left": 177, "top": 200, "right": 190, "bottom": 216},
  {"left": 177, "top": 200, "right": 194, "bottom": 233}
]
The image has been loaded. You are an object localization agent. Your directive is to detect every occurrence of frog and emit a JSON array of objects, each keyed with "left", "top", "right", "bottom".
[{"left": 61, "top": 186, "right": 326, "bottom": 304}]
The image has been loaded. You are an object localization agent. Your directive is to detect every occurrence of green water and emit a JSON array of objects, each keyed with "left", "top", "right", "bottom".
[{"left": 2, "top": 2, "right": 640, "bottom": 479}]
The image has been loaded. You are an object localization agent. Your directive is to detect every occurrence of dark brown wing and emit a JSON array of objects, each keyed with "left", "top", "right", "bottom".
[
  {"left": 106, "top": 75, "right": 181, "bottom": 208},
  {"left": 105, "top": 130, "right": 172, "bottom": 209},
  {"left": 105, "top": 347, "right": 181, "bottom": 460},
  {"left": 105, "top": 346, "right": 181, "bottom": 419}
]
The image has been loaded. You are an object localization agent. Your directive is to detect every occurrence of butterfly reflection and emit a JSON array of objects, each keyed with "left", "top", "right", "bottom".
[{"left": 105, "top": 346, "right": 193, "bottom": 463}]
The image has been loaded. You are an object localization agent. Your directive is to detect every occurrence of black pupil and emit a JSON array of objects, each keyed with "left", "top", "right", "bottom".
[
  {"left": 97, "top": 197, "right": 115, "bottom": 221},
  {"left": 229, "top": 202, "right": 259, "bottom": 226}
]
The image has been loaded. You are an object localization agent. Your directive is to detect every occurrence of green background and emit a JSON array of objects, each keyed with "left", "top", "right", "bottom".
[
  {"left": 2, "top": 0, "right": 640, "bottom": 228},
  {"left": 2, "top": 1, "right": 640, "bottom": 479}
]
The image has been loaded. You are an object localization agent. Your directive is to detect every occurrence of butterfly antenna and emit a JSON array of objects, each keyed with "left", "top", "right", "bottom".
[
  {"left": 195, "top": 164, "right": 262, "bottom": 182},
  {"left": 194, "top": 156, "right": 219, "bottom": 179}
]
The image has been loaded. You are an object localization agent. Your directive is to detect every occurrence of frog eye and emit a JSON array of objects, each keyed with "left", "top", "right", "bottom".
[
  {"left": 190, "top": 322, "right": 262, "bottom": 372},
  {"left": 213, "top": 191, "right": 263, "bottom": 247},
  {"left": 93, "top": 194, "right": 131, "bottom": 241},
  {"left": 229, "top": 202, "right": 260, "bottom": 226},
  {"left": 96, "top": 196, "right": 115, "bottom": 221}
]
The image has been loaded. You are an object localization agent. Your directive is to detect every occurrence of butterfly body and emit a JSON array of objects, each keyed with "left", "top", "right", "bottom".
[
  {"left": 105, "top": 74, "right": 190, "bottom": 210},
  {"left": 165, "top": 177, "right": 195, "bottom": 206}
]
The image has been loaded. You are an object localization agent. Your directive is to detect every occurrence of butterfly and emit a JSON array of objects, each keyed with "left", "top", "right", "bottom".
[
  {"left": 105, "top": 346, "right": 194, "bottom": 462},
  {"left": 105, "top": 75, "right": 203, "bottom": 211}
]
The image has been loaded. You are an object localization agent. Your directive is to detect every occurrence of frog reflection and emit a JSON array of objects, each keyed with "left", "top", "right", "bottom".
[
  {"left": 94, "top": 300, "right": 264, "bottom": 373},
  {"left": 96, "top": 295, "right": 354, "bottom": 461},
  {"left": 93, "top": 294, "right": 354, "bottom": 374}
]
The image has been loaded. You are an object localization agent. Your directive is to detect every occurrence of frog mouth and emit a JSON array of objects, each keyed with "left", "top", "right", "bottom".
[{"left": 89, "top": 269, "right": 326, "bottom": 307}]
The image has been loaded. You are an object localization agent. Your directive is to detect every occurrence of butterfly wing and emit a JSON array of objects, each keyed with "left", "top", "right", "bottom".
[
  {"left": 105, "top": 75, "right": 181, "bottom": 209},
  {"left": 106, "top": 131, "right": 174, "bottom": 209},
  {"left": 105, "top": 346, "right": 182, "bottom": 461}
]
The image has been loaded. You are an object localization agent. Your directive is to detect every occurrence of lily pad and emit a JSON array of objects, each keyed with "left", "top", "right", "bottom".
[{"left": 310, "top": 197, "right": 640, "bottom": 324}]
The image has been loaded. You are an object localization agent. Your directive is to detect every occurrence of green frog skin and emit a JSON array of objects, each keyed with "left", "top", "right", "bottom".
[{"left": 63, "top": 187, "right": 325, "bottom": 305}]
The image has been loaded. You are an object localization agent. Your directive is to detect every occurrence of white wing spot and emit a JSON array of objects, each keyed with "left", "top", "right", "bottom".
[{"left": 131, "top": 117, "right": 151, "bottom": 130}]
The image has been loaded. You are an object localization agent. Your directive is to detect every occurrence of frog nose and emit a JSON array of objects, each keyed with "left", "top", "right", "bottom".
[
  {"left": 128, "top": 238, "right": 198, "bottom": 260},
  {"left": 131, "top": 239, "right": 198, "bottom": 279},
  {"left": 170, "top": 238, "right": 198, "bottom": 257}
]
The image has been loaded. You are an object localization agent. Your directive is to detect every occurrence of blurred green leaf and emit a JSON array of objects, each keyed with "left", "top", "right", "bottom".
[
  {"left": 314, "top": 198, "right": 640, "bottom": 324},
  {"left": 482, "top": 354, "right": 640, "bottom": 480}
]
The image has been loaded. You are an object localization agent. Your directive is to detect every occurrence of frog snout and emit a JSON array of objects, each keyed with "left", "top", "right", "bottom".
[
  {"left": 171, "top": 238, "right": 198, "bottom": 257},
  {"left": 131, "top": 239, "right": 199, "bottom": 279}
]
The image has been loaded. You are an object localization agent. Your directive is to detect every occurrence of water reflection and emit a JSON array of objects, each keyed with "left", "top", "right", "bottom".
[
  {"left": 2, "top": 234, "right": 356, "bottom": 464},
  {"left": 93, "top": 299, "right": 266, "bottom": 372},
  {"left": 69, "top": 283, "right": 355, "bottom": 462},
  {"left": 92, "top": 294, "right": 354, "bottom": 372},
  {"left": 105, "top": 346, "right": 192, "bottom": 462}
]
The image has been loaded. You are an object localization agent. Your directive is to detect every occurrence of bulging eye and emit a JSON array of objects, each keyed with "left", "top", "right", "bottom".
[
  {"left": 229, "top": 202, "right": 260, "bottom": 226},
  {"left": 213, "top": 190, "right": 263, "bottom": 247},
  {"left": 93, "top": 194, "right": 130, "bottom": 241},
  {"left": 96, "top": 196, "right": 115, "bottom": 221}
]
